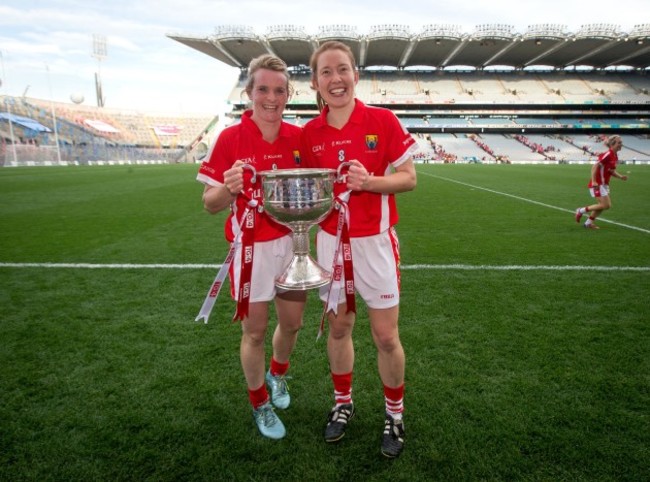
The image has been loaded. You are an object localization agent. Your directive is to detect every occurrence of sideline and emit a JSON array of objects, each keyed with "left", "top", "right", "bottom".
[
  {"left": 419, "top": 171, "right": 650, "bottom": 235},
  {"left": 0, "top": 262, "right": 648, "bottom": 271}
]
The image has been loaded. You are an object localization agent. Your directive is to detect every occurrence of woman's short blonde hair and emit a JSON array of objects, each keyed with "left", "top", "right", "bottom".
[
  {"left": 243, "top": 54, "right": 294, "bottom": 98},
  {"left": 605, "top": 135, "right": 622, "bottom": 148}
]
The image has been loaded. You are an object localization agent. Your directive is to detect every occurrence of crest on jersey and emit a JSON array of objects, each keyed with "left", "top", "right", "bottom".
[
  {"left": 293, "top": 150, "right": 301, "bottom": 165},
  {"left": 365, "top": 135, "right": 378, "bottom": 150}
]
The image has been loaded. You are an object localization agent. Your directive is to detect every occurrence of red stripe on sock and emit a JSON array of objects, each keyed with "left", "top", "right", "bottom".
[
  {"left": 384, "top": 383, "right": 405, "bottom": 414},
  {"left": 332, "top": 371, "right": 353, "bottom": 405}
]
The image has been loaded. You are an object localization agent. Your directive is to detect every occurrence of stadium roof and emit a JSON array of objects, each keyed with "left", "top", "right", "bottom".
[{"left": 168, "top": 23, "right": 650, "bottom": 70}]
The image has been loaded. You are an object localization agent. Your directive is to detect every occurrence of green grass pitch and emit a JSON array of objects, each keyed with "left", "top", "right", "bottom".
[{"left": 1, "top": 163, "right": 648, "bottom": 481}]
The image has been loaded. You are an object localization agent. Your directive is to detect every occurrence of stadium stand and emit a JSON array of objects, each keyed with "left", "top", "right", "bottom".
[
  {"left": 1, "top": 95, "right": 218, "bottom": 166},
  {"left": 182, "top": 23, "right": 648, "bottom": 164},
  {"left": 2, "top": 23, "right": 650, "bottom": 166},
  {"left": 439, "top": 134, "right": 493, "bottom": 162}
]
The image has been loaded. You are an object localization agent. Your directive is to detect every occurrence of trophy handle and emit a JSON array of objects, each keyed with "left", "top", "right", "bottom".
[
  {"left": 241, "top": 163, "right": 257, "bottom": 183},
  {"left": 336, "top": 161, "right": 352, "bottom": 182}
]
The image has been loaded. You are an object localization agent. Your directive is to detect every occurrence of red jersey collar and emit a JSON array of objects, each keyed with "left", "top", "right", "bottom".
[{"left": 241, "top": 109, "right": 294, "bottom": 139}]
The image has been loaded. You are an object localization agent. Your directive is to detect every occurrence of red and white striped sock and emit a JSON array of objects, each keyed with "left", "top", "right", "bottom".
[
  {"left": 384, "top": 383, "right": 404, "bottom": 421},
  {"left": 331, "top": 371, "right": 353, "bottom": 406}
]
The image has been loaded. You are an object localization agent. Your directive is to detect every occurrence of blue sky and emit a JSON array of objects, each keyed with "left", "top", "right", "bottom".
[{"left": 0, "top": 0, "right": 646, "bottom": 115}]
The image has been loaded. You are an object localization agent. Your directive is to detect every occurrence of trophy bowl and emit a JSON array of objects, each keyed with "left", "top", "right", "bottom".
[{"left": 258, "top": 168, "right": 337, "bottom": 290}]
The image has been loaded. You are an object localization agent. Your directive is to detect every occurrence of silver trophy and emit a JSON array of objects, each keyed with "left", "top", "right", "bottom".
[{"left": 256, "top": 167, "right": 337, "bottom": 290}]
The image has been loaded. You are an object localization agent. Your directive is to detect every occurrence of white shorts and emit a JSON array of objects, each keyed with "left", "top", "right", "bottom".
[
  {"left": 230, "top": 235, "right": 293, "bottom": 302},
  {"left": 316, "top": 228, "right": 401, "bottom": 309},
  {"left": 589, "top": 184, "right": 609, "bottom": 198}
]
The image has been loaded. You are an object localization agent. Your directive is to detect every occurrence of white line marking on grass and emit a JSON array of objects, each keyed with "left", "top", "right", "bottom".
[
  {"left": 419, "top": 171, "right": 650, "bottom": 234},
  {"left": 402, "top": 264, "right": 650, "bottom": 271},
  {"left": 0, "top": 263, "right": 220, "bottom": 269},
  {"left": 1, "top": 263, "right": 648, "bottom": 271}
]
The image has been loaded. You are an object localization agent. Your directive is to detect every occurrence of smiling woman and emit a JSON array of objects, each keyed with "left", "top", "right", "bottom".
[
  {"left": 195, "top": 54, "right": 306, "bottom": 441},
  {"left": 301, "top": 40, "right": 418, "bottom": 459}
]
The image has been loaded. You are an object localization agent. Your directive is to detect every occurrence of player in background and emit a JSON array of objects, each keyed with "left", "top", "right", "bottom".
[{"left": 575, "top": 135, "right": 628, "bottom": 229}]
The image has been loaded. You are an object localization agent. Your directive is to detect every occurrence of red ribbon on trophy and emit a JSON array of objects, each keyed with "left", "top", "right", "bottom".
[
  {"left": 195, "top": 196, "right": 259, "bottom": 324},
  {"left": 232, "top": 204, "right": 256, "bottom": 322},
  {"left": 317, "top": 189, "right": 356, "bottom": 340},
  {"left": 195, "top": 166, "right": 260, "bottom": 324}
]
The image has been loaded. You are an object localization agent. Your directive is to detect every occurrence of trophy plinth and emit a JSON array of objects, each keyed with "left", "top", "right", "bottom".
[{"left": 258, "top": 168, "right": 337, "bottom": 290}]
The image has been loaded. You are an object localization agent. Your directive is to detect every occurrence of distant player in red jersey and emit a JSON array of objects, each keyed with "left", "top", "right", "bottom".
[
  {"left": 301, "top": 41, "right": 417, "bottom": 458},
  {"left": 575, "top": 135, "right": 628, "bottom": 229},
  {"left": 196, "top": 55, "right": 305, "bottom": 440}
]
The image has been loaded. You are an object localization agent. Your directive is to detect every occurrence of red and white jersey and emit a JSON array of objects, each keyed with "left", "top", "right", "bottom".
[
  {"left": 197, "top": 110, "right": 302, "bottom": 242},
  {"left": 588, "top": 149, "right": 618, "bottom": 187},
  {"left": 300, "top": 99, "right": 417, "bottom": 237}
]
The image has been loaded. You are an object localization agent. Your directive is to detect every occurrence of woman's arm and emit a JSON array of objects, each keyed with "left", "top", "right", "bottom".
[
  {"left": 202, "top": 184, "right": 235, "bottom": 214},
  {"left": 346, "top": 158, "right": 417, "bottom": 194},
  {"left": 201, "top": 160, "right": 246, "bottom": 213}
]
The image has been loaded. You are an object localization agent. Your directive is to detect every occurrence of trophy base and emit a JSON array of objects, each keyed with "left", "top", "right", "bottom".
[{"left": 275, "top": 254, "right": 331, "bottom": 290}]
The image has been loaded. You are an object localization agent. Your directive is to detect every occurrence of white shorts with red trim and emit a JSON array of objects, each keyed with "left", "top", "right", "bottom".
[
  {"left": 316, "top": 228, "right": 401, "bottom": 309},
  {"left": 589, "top": 184, "right": 610, "bottom": 198},
  {"left": 230, "top": 234, "right": 293, "bottom": 302}
]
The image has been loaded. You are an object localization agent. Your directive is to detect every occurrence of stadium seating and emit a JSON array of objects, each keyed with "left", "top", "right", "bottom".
[
  {"left": 2, "top": 68, "right": 650, "bottom": 166},
  {"left": 1, "top": 95, "right": 218, "bottom": 166}
]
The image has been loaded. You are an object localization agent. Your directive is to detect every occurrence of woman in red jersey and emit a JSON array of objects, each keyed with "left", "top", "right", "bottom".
[
  {"left": 196, "top": 55, "right": 305, "bottom": 440},
  {"left": 575, "top": 135, "right": 628, "bottom": 229},
  {"left": 301, "top": 41, "right": 417, "bottom": 458}
]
